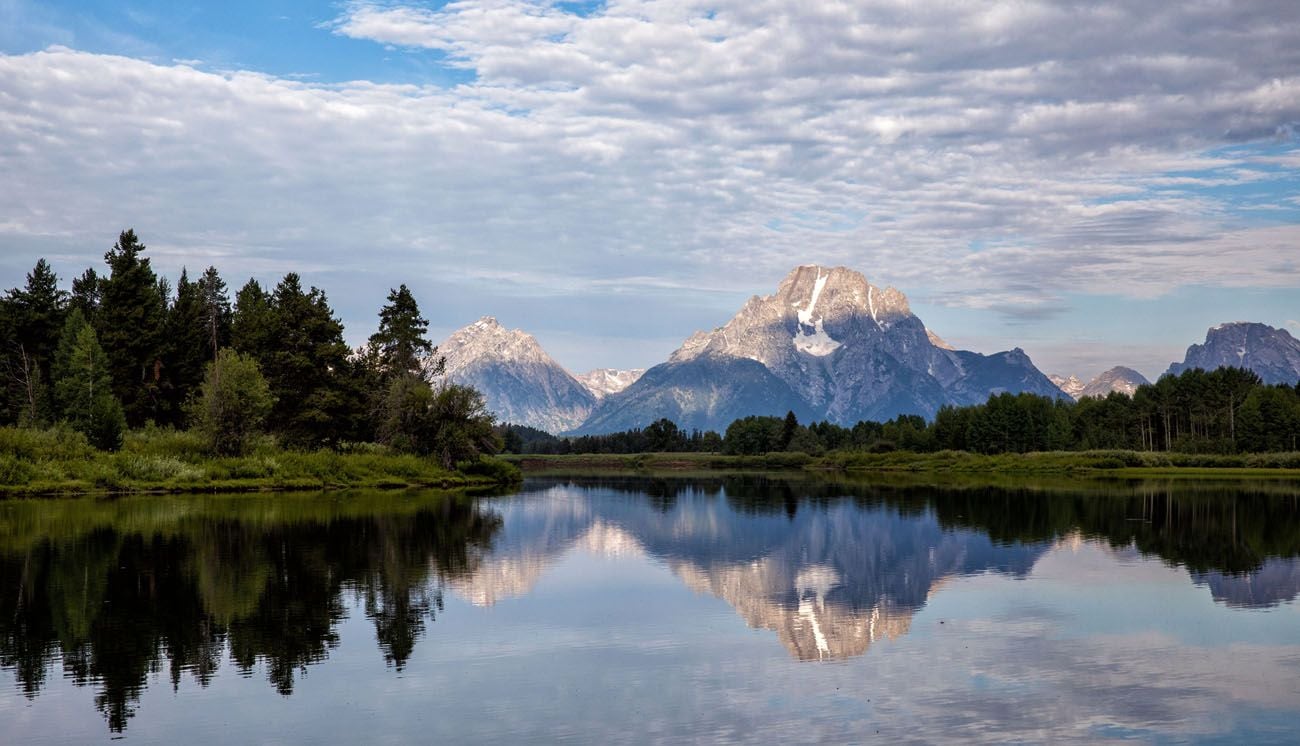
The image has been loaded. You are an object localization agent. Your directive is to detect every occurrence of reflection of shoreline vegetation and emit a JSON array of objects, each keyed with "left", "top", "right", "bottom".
[
  {"left": 0, "top": 426, "right": 520, "bottom": 496},
  {"left": 0, "top": 489, "right": 504, "bottom": 731},
  {"left": 505, "top": 450, "right": 1300, "bottom": 478},
  {"left": 539, "top": 474, "right": 1300, "bottom": 574}
]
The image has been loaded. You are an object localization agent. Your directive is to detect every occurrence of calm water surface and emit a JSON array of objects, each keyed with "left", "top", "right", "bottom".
[{"left": 2, "top": 476, "right": 1300, "bottom": 743}]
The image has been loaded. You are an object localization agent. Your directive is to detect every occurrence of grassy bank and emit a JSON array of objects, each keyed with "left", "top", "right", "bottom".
[
  {"left": 502, "top": 451, "right": 815, "bottom": 475},
  {"left": 0, "top": 427, "right": 520, "bottom": 496},
  {"left": 506, "top": 449, "right": 1300, "bottom": 478}
]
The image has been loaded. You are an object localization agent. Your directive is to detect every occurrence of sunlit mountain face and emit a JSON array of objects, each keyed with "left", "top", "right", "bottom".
[{"left": 2, "top": 479, "right": 1299, "bottom": 737}]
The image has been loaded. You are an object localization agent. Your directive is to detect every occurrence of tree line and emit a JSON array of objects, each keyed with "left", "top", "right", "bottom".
[
  {"left": 0, "top": 230, "right": 496, "bottom": 465},
  {"left": 504, "top": 365, "right": 1300, "bottom": 456}
]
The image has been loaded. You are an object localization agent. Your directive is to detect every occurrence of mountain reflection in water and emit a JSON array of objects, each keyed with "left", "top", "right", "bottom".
[{"left": 1, "top": 477, "right": 1298, "bottom": 736}]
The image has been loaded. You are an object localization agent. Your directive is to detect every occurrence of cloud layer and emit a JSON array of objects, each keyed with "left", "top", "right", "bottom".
[{"left": 1, "top": 1, "right": 1298, "bottom": 369}]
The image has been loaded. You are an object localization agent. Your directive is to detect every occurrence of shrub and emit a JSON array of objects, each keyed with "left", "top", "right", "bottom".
[{"left": 189, "top": 349, "right": 274, "bottom": 456}]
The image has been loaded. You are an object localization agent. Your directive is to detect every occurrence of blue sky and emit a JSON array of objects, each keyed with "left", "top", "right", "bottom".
[{"left": 1, "top": 0, "right": 1298, "bottom": 379}]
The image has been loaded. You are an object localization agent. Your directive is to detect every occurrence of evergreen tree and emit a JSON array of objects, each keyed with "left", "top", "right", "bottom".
[
  {"left": 780, "top": 410, "right": 799, "bottom": 449},
  {"left": 98, "top": 230, "right": 166, "bottom": 426},
  {"left": 54, "top": 324, "right": 126, "bottom": 450},
  {"left": 7, "top": 259, "right": 67, "bottom": 377},
  {"left": 196, "top": 266, "right": 232, "bottom": 362},
  {"left": 162, "top": 269, "right": 208, "bottom": 425},
  {"left": 51, "top": 308, "right": 90, "bottom": 419},
  {"left": 262, "top": 273, "right": 352, "bottom": 447},
  {"left": 1, "top": 259, "right": 67, "bottom": 425},
  {"left": 231, "top": 279, "right": 274, "bottom": 359},
  {"left": 367, "top": 284, "right": 438, "bottom": 380},
  {"left": 69, "top": 268, "right": 102, "bottom": 328}
]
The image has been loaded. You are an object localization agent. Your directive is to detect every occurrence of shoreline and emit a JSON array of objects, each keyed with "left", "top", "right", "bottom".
[{"left": 504, "top": 451, "right": 1300, "bottom": 480}]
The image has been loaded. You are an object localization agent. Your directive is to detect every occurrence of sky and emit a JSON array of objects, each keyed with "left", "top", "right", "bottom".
[{"left": 1, "top": 0, "right": 1298, "bottom": 381}]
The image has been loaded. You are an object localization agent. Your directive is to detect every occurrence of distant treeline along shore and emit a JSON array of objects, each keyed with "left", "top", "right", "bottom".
[{"left": 508, "top": 363, "right": 1300, "bottom": 458}]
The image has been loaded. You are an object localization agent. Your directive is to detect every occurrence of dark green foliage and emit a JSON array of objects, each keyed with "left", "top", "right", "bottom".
[
  {"left": 0, "top": 259, "right": 68, "bottom": 425},
  {"left": 54, "top": 323, "right": 126, "bottom": 450},
  {"left": 162, "top": 269, "right": 209, "bottom": 425},
  {"left": 98, "top": 230, "right": 167, "bottom": 426},
  {"left": 376, "top": 375, "right": 500, "bottom": 468},
  {"left": 196, "top": 266, "right": 232, "bottom": 362},
  {"left": 367, "top": 284, "right": 438, "bottom": 380},
  {"left": 231, "top": 279, "right": 275, "bottom": 358},
  {"left": 190, "top": 349, "right": 274, "bottom": 456},
  {"left": 724, "top": 415, "right": 785, "bottom": 455},
  {"left": 69, "top": 267, "right": 102, "bottom": 327},
  {"left": 258, "top": 274, "right": 352, "bottom": 448}
]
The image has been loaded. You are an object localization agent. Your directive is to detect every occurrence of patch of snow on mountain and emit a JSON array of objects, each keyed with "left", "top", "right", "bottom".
[{"left": 792, "top": 267, "right": 842, "bottom": 356}]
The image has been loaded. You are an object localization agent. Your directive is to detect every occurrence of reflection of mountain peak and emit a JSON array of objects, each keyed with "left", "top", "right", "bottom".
[
  {"left": 462, "top": 485, "right": 1049, "bottom": 660},
  {"left": 671, "top": 559, "right": 913, "bottom": 661}
]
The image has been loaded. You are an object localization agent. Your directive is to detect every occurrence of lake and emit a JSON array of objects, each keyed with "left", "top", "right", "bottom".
[{"left": 2, "top": 476, "right": 1300, "bottom": 743}]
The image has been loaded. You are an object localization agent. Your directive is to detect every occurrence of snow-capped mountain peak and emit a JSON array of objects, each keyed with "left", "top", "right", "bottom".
[
  {"left": 437, "top": 317, "right": 595, "bottom": 433},
  {"left": 576, "top": 368, "right": 645, "bottom": 399},
  {"left": 1052, "top": 367, "right": 1150, "bottom": 400}
]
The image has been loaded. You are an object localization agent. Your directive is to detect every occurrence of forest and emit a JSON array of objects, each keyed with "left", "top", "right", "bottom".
[{"left": 0, "top": 230, "right": 497, "bottom": 468}]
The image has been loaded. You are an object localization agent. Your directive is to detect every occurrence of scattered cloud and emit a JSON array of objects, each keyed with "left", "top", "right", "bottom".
[{"left": 0, "top": 1, "right": 1298, "bottom": 365}]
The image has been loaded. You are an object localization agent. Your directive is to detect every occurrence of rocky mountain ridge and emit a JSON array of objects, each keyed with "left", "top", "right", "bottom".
[
  {"left": 576, "top": 265, "right": 1065, "bottom": 433},
  {"left": 437, "top": 316, "right": 596, "bottom": 433},
  {"left": 1166, "top": 322, "right": 1300, "bottom": 384}
]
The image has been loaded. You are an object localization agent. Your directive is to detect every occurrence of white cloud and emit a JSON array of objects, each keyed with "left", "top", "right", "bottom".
[{"left": 1, "top": 1, "right": 1298, "bottom": 366}]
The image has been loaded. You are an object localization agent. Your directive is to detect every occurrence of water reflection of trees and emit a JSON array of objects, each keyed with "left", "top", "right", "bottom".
[
  {"left": 554, "top": 476, "right": 1300, "bottom": 577},
  {"left": 0, "top": 493, "right": 500, "bottom": 732}
]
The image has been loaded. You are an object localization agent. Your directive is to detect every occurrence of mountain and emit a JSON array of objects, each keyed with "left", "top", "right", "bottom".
[
  {"left": 574, "top": 265, "right": 1065, "bottom": 434},
  {"left": 1049, "top": 374, "right": 1086, "bottom": 399},
  {"left": 1051, "top": 366, "right": 1150, "bottom": 399},
  {"left": 1166, "top": 322, "right": 1300, "bottom": 384},
  {"left": 437, "top": 317, "right": 596, "bottom": 433},
  {"left": 575, "top": 368, "right": 644, "bottom": 399},
  {"left": 1079, "top": 366, "right": 1149, "bottom": 398}
]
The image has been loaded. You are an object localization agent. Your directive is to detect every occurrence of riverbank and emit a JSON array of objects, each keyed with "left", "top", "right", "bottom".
[
  {"left": 0, "top": 428, "right": 520, "bottom": 496},
  {"left": 505, "top": 449, "right": 1300, "bottom": 478}
]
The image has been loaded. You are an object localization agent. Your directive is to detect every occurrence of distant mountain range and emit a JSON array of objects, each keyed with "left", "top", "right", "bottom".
[
  {"left": 1050, "top": 366, "right": 1151, "bottom": 400},
  {"left": 439, "top": 271, "right": 1300, "bottom": 434}
]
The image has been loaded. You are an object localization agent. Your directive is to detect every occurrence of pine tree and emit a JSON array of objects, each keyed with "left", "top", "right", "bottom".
[
  {"left": 69, "top": 268, "right": 102, "bottom": 328},
  {"left": 99, "top": 229, "right": 166, "bottom": 426},
  {"left": 368, "top": 284, "right": 438, "bottom": 380},
  {"left": 1, "top": 259, "right": 67, "bottom": 425},
  {"left": 231, "top": 279, "right": 274, "bottom": 360},
  {"left": 196, "top": 266, "right": 232, "bottom": 362},
  {"left": 51, "top": 308, "right": 90, "bottom": 419},
  {"left": 54, "top": 323, "right": 126, "bottom": 450},
  {"left": 163, "top": 268, "right": 208, "bottom": 424},
  {"left": 262, "top": 273, "right": 352, "bottom": 447}
]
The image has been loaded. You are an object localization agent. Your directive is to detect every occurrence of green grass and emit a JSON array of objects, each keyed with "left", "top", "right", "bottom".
[
  {"left": 820, "top": 449, "right": 1300, "bottom": 474},
  {"left": 0, "top": 426, "right": 520, "bottom": 496},
  {"left": 501, "top": 451, "right": 814, "bottom": 475},
  {"left": 505, "top": 448, "right": 1300, "bottom": 479}
]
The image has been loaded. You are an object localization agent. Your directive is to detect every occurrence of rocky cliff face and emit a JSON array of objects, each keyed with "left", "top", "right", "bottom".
[
  {"left": 1166, "top": 322, "right": 1300, "bottom": 384},
  {"left": 438, "top": 316, "right": 596, "bottom": 433},
  {"left": 576, "top": 265, "right": 1064, "bottom": 433}
]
